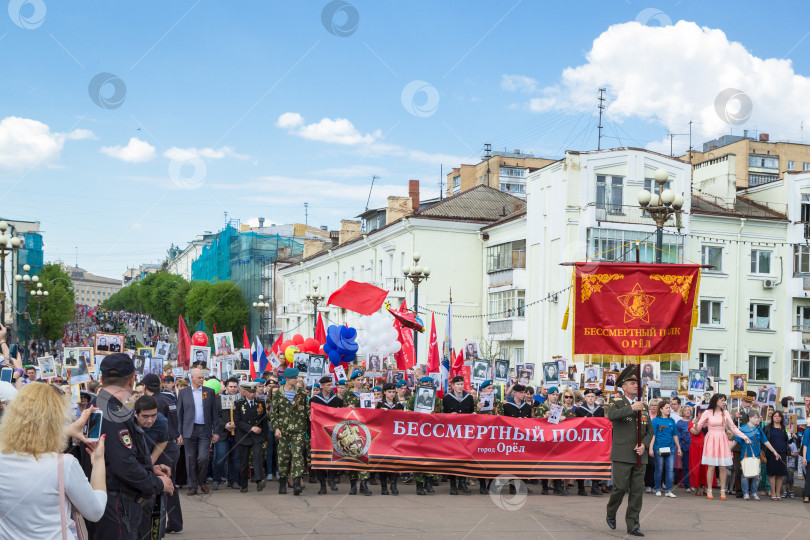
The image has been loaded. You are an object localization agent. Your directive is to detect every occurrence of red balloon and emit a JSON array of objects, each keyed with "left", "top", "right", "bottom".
[
  {"left": 318, "top": 346, "right": 326, "bottom": 355},
  {"left": 191, "top": 331, "right": 208, "bottom": 346},
  {"left": 292, "top": 334, "right": 305, "bottom": 345},
  {"left": 303, "top": 338, "right": 319, "bottom": 352}
]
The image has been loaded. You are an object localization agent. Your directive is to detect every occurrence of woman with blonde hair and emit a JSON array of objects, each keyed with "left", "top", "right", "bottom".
[{"left": 0, "top": 382, "right": 107, "bottom": 539}]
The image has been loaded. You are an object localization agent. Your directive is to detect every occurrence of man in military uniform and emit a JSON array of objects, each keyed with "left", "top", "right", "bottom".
[
  {"left": 442, "top": 375, "right": 475, "bottom": 495},
  {"left": 406, "top": 376, "right": 443, "bottom": 495},
  {"left": 310, "top": 375, "right": 343, "bottom": 494},
  {"left": 233, "top": 381, "right": 269, "bottom": 492},
  {"left": 605, "top": 366, "right": 652, "bottom": 537},
  {"left": 270, "top": 367, "right": 310, "bottom": 495},
  {"left": 84, "top": 353, "right": 174, "bottom": 540},
  {"left": 342, "top": 371, "right": 373, "bottom": 495}
]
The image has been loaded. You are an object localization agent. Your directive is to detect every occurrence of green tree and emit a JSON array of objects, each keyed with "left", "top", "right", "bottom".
[
  {"left": 38, "top": 263, "right": 75, "bottom": 341},
  {"left": 184, "top": 280, "right": 249, "bottom": 336}
]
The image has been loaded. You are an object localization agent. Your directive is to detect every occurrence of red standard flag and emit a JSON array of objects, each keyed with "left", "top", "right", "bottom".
[
  {"left": 573, "top": 262, "right": 700, "bottom": 356},
  {"left": 315, "top": 312, "right": 327, "bottom": 345},
  {"left": 177, "top": 315, "right": 191, "bottom": 370},
  {"left": 327, "top": 280, "right": 388, "bottom": 315},
  {"left": 244, "top": 326, "right": 257, "bottom": 380},
  {"left": 392, "top": 301, "right": 415, "bottom": 371},
  {"left": 426, "top": 314, "right": 440, "bottom": 375},
  {"left": 270, "top": 332, "right": 284, "bottom": 355}
]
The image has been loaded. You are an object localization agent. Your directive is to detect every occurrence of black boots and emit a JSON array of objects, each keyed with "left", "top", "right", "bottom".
[
  {"left": 416, "top": 481, "right": 426, "bottom": 495},
  {"left": 459, "top": 478, "right": 471, "bottom": 494},
  {"left": 318, "top": 478, "right": 327, "bottom": 495},
  {"left": 379, "top": 473, "right": 389, "bottom": 495},
  {"left": 308, "top": 470, "right": 317, "bottom": 484},
  {"left": 369, "top": 473, "right": 378, "bottom": 485},
  {"left": 327, "top": 472, "right": 338, "bottom": 491},
  {"left": 449, "top": 477, "right": 459, "bottom": 495},
  {"left": 577, "top": 480, "right": 587, "bottom": 496},
  {"left": 278, "top": 477, "right": 287, "bottom": 494},
  {"left": 349, "top": 479, "right": 357, "bottom": 495},
  {"left": 425, "top": 480, "right": 435, "bottom": 494},
  {"left": 591, "top": 482, "right": 603, "bottom": 496},
  {"left": 479, "top": 479, "right": 488, "bottom": 494},
  {"left": 359, "top": 480, "right": 372, "bottom": 496},
  {"left": 293, "top": 477, "right": 303, "bottom": 496},
  {"left": 390, "top": 476, "right": 399, "bottom": 495}
]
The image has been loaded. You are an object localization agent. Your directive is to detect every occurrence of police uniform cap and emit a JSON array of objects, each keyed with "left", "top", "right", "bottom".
[
  {"left": 419, "top": 376, "right": 433, "bottom": 384},
  {"left": 512, "top": 384, "right": 526, "bottom": 392},
  {"left": 240, "top": 381, "right": 259, "bottom": 390},
  {"left": 283, "top": 367, "right": 299, "bottom": 379},
  {"left": 451, "top": 375, "right": 464, "bottom": 384},
  {"left": 319, "top": 376, "right": 333, "bottom": 384},
  {"left": 100, "top": 353, "right": 135, "bottom": 378},
  {"left": 141, "top": 373, "right": 162, "bottom": 392},
  {"left": 616, "top": 365, "right": 639, "bottom": 386},
  {"left": 479, "top": 379, "right": 493, "bottom": 391},
  {"left": 382, "top": 382, "right": 396, "bottom": 392}
]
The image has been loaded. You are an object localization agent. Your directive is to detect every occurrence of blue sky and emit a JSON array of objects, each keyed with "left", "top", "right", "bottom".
[{"left": 3, "top": 0, "right": 810, "bottom": 278}]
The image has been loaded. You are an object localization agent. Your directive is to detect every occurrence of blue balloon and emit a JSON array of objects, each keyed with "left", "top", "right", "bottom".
[
  {"left": 328, "top": 349, "right": 342, "bottom": 366},
  {"left": 340, "top": 326, "right": 357, "bottom": 340}
]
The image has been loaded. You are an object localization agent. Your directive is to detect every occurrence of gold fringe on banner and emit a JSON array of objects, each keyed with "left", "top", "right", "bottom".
[{"left": 572, "top": 353, "right": 689, "bottom": 365}]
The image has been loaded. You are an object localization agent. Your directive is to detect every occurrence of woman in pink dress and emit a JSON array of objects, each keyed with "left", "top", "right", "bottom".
[{"left": 696, "top": 393, "right": 750, "bottom": 500}]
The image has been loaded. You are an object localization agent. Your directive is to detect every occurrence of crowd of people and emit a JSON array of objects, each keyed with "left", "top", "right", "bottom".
[{"left": 2, "top": 313, "right": 810, "bottom": 539}]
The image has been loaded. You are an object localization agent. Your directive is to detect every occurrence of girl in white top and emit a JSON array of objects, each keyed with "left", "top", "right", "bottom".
[{"left": 0, "top": 381, "right": 107, "bottom": 540}]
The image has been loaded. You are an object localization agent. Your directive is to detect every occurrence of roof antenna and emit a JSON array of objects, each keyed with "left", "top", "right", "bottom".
[{"left": 365, "top": 175, "right": 379, "bottom": 212}]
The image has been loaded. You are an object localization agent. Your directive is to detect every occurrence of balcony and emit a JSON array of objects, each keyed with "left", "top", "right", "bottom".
[
  {"left": 487, "top": 317, "right": 526, "bottom": 340},
  {"left": 277, "top": 302, "right": 302, "bottom": 317},
  {"left": 384, "top": 277, "right": 406, "bottom": 297},
  {"left": 793, "top": 325, "right": 810, "bottom": 345},
  {"left": 748, "top": 173, "right": 779, "bottom": 187},
  {"left": 488, "top": 319, "right": 513, "bottom": 334},
  {"left": 593, "top": 203, "right": 674, "bottom": 227},
  {"left": 489, "top": 269, "right": 513, "bottom": 288}
]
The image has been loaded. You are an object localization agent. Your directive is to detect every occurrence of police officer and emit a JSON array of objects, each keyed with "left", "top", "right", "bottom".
[
  {"left": 442, "top": 375, "right": 474, "bottom": 495},
  {"left": 142, "top": 373, "right": 183, "bottom": 533},
  {"left": 310, "top": 375, "right": 343, "bottom": 494},
  {"left": 270, "top": 367, "right": 310, "bottom": 495},
  {"left": 605, "top": 366, "right": 652, "bottom": 537},
  {"left": 406, "top": 376, "right": 443, "bottom": 495},
  {"left": 234, "top": 381, "right": 270, "bottom": 492},
  {"left": 85, "top": 353, "right": 174, "bottom": 540}
]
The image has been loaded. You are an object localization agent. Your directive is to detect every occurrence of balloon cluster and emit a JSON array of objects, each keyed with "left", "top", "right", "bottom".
[
  {"left": 203, "top": 378, "right": 221, "bottom": 395},
  {"left": 278, "top": 334, "right": 324, "bottom": 366},
  {"left": 323, "top": 325, "right": 358, "bottom": 366},
  {"left": 357, "top": 313, "right": 401, "bottom": 359},
  {"left": 191, "top": 331, "right": 208, "bottom": 347}
]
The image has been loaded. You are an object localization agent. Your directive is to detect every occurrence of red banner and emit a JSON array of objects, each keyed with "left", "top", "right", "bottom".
[
  {"left": 573, "top": 262, "right": 699, "bottom": 356},
  {"left": 311, "top": 405, "right": 611, "bottom": 479}
]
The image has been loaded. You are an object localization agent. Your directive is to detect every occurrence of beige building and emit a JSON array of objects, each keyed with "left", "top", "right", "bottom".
[
  {"left": 446, "top": 149, "right": 555, "bottom": 198},
  {"left": 68, "top": 266, "right": 122, "bottom": 306},
  {"left": 688, "top": 132, "right": 810, "bottom": 188}
]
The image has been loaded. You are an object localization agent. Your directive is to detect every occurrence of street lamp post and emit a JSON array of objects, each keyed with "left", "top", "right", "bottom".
[
  {"left": 30, "top": 283, "right": 48, "bottom": 351},
  {"left": 402, "top": 252, "right": 430, "bottom": 364},
  {"left": 252, "top": 294, "right": 270, "bottom": 343},
  {"left": 305, "top": 284, "right": 326, "bottom": 337},
  {"left": 14, "top": 265, "right": 39, "bottom": 343},
  {"left": 636, "top": 168, "right": 684, "bottom": 263},
  {"left": 0, "top": 221, "right": 23, "bottom": 326}
]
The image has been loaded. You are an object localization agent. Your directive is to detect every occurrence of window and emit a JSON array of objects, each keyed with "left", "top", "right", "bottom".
[
  {"left": 797, "top": 305, "right": 810, "bottom": 330},
  {"left": 513, "top": 348, "right": 524, "bottom": 363},
  {"left": 701, "top": 245, "right": 723, "bottom": 272},
  {"left": 749, "top": 155, "right": 779, "bottom": 169},
  {"left": 588, "top": 228, "right": 683, "bottom": 263},
  {"left": 792, "top": 350, "right": 810, "bottom": 379},
  {"left": 750, "top": 249, "right": 772, "bottom": 274},
  {"left": 453, "top": 175, "right": 460, "bottom": 188},
  {"left": 789, "top": 160, "right": 796, "bottom": 170},
  {"left": 596, "top": 175, "right": 624, "bottom": 215},
  {"left": 488, "top": 290, "right": 526, "bottom": 319},
  {"left": 749, "top": 303, "right": 771, "bottom": 330},
  {"left": 795, "top": 245, "right": 810, "bottom": 275},
  {"left": 699, "top": 300, "right": 722, "bottom": 327},
  {"left": 500, "top": 182, "right": 525, "bottom": 194},
  {"left": 487, "top": 240, "right": 526, "bottom": 272},
  {"left": 643, "top": 178, "right": 671, "bottom": 194},
  {"left": 749, "top": 354, "right": 770, "bottom": 381},
  {"left": 804, "top": 162, "right": 810, "bottom": 171},
  {"left": 699, "top": 352, "right": 721, "bottom": 379}
]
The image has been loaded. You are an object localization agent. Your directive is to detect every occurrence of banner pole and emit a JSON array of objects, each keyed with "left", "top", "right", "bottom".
[{"left": 635, "top": 241, "right": 642, "bottom": 467}]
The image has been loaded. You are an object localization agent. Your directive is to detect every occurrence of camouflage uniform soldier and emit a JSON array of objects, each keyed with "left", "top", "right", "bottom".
[
  {"left": 270, "top": 368, "right": 310, "bottom": 496},
  {"left": 343, "top": 371, "right": 372, "bottom": 495},
  {"left": 406, "top": 376, "right": 443, "bottom": 495}
]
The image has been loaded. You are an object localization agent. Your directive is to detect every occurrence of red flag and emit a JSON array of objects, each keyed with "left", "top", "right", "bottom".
[
  {"left": 177, "top": 315, "right": 191, "bottom": 370},
  {"left": 452, "top": 347, "right": 464, "bottom": 374},
  {"left": 327, "top": 280, "right": 388, "bottom": 315},
  {"left": 426, "top": 314, "right": 440, "bottom": 375},
  {"left": 392, "top": 301, "right": 415, "bottom": 370},
  {"left": 270, "top": 332, "right": 284, "bottom": 355},
  {"left": 213, "top": 323, "right": 218, "bottom": 334},
  {"left": 244, "top": 326, "right": 257, "bottom": 380},
  {"left": 315, "top": 312, "right": 326, "bottom": 344}
]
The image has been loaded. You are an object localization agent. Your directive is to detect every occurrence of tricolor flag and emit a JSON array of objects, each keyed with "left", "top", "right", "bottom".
[
  {"left": 252, "top": 335, "right": 268, "bottom": 374},
  {"left": 441, "top": 299, "right": 453, "bottom": 393}
]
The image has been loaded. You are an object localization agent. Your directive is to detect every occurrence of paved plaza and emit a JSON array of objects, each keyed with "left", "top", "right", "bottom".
[{"left": 178, "top": 480, "right": 810, "bottom": 539}]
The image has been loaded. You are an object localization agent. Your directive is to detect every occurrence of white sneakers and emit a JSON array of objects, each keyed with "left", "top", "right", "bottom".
[
  {"left": 665, "top": 491, "right": 677, "bottom": 498},
  {"left": 655, "top": 491, "right": 662, "bottom": 496}
]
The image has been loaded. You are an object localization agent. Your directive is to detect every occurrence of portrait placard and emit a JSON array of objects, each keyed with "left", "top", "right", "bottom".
[
  {"left": 94, "top": 332, "right": 124, "bottom": 356},
  {"left": 472, "top": 358, "right": 491, "bottom": 384},
  {"left": 730, "top": 373, "right": 747, "bottom": 399},
  {"left": 189, "top": 346, "right": 210, "bottom": 367},
  {"left": 213, "top": 332, "right": 235, "bottom": 356},
  {"left": 414, "top": 386, "right": 436, "bottom": 414},
  {"left": 38, "top": 355, "right": 56, "bottom": 379},
  {"left": 602, "top": 371, "right": 618, "bottom": 394},
  {"left": 493, "top": 359, "right": 509, "bottom": 384},
  {"left": 479, "top": 391, "right": 494, "bottom": 411},
  {"left": 220, "top": 393, "right": 237, "bottom": 410},
  {"left": 542, "top": 362, "right": 559, "bottom": 386}
]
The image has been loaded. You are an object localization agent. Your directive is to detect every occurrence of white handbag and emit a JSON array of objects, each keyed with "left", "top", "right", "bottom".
[{"left": 741, "top": 446, "right": 760, "bottom": 478}]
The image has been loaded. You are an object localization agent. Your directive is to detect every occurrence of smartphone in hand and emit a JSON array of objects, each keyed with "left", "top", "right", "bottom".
[
  {"left": 84, "top": 410, "right": 103, "bottom": 442},
  {"left": 0, "top": 367, "right": 12, "bottom": 383}
]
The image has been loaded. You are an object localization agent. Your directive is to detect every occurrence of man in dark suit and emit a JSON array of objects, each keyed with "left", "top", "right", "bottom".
[
  {"left": 176, "top": 368, "right": 219, "bottom": 495},
  {"left": 605, "top": 366, "right": 652, "bottom": 537},
  {"left": 233, "top": 381, "right": 269, "bottom": 493}
]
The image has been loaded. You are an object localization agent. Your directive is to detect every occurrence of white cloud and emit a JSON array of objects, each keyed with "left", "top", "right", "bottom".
[
  {"left": 101, "top": 137, "right": 156, "bottom": 163},
  {"left": 277, "top": 112, "right": 380, "bottom": 145},
  {"left": 311, "top": 164, "right": 390, "bottom": 178},
  {"left": 501, "top": 74, "right": 538, "bottom": 93},
  {"left": 163, "top": 146, "right": 247, "bottom": 162},
  {"left": 0, "top": 116, "right": 95, "bottom": 169},
  {"left": 520, "top": 20, "right": 810, "bottom": 152}
]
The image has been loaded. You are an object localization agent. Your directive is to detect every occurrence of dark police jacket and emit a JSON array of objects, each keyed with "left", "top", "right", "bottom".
[
  {"left": 502, "top": 400, "right": 533, "bottom": 418},
  {"left": 233, "top": 397, "right": 270, "bottom": 446},
  {"left": 154, "top": 390, "right": 179, "bottom": 441},
  {"left": 442, "top": 392, "right": 475, "bottom": 414}
]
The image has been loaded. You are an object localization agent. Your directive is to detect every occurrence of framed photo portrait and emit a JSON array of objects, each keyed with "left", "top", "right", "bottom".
[
  {"left": 213, "top": 332, "right": 234, "bottom": 356},
  {"left": 389, "top": 370, "right": 405, "bottom": 385},
  {"left": 464, "top": 340, "right": 479, "bottom": 360},
  {"left": 137, "top": 347, "right": 154, "bottom": 362},
  {"left": 64, "top": 348, "right": 91, "bottom": 384},
  {"left": 308, "top": 354, "right": 327, "bottom": 379},
  {"left": 414, "top": 386, "right": 437, "bottom": 414},
  {"left": 792, "top": 404, "right": 807, "bottom": 425},
  {"left": 583, "top": 365, "right": 602, "bottom": 390},
  {"left": 677, "top": 375, "right": 689, "bottom": 395},
  {"left": 233, "top": 348, "right": 251, "bottom": 373},
  {"left": 755, "top": 386, "right": 769, "bottom": 407},
  {"left": 406, "top": 370, "right": 415, "bottom": 389},
  {"left": 493, "top": 359, "right": 509, "bottom": 384},
  {"left": 146, "top": 356, "right": 164, "bottom": 377},
  {"left": 556, "top": 357, "right": 567, "bottom": 377},
  {"left": 542, "top": 361, "right": 559, "bottom": 386},
  {"left": 765, "top": 385, "right": 780, "bottom": 407},
  {"left": 220, "top": 393, "right": 237, "bottom": 410},
  {"left": 429, "top": 372, "right": 441, "bottom": 388},
  {"left": 154, "top": 341, "right": 171, "bottom": 360},
  {"left": 472, "top": 358, "right": 491, "bottom": 384},
  {"left": 217, "top": 355, "right": 235, "bottom": 381},
  {"left": 94, "top": 332, "right": 124, "bottom": 356},
  {"left": 730, "top": 373, "right": 747, "bottom": 399},
  {"left": 566, "top": 365, "right": 578, "bottom": 382},
  {"left": 493, "top": 383, "right": 504, "bottom": 402},
  {"left": 688, "top": 369, "right": 707, "bottom": 394},
  {"left": 293, "top": 352, "right": 309, "bottom": 375},
  {"left": 602, "top": 371, "right": 618, "bottom": 394},
  {"left": 189, "top": 346, "right": 210, "bottom": 368},
  {"left": 640, "top": 362, "right": 660, "bottom": 388},
  {"left": 38, "top": 355, "right": 56, "bottom": 379},
  {"left": 367, "top": 353, "right": 382, "bottom": 372},
  {"left": 133, "top": 355, "right": 146, "bottom": 376}
]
